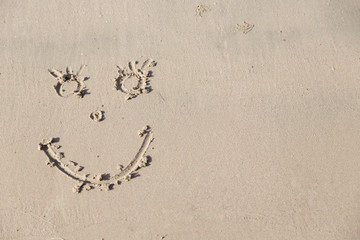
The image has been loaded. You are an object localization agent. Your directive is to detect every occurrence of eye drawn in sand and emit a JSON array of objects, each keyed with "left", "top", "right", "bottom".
[
  {"left": 113, "top": 59, "right": 157, "bottom": 100},
  {"left": 48, "top": 65, "right": 89, "bottom": 98},
  {"left": 196, "top": 5, "right": 210, "bottom": 17},
  {"left": 236, "top": 21, "right": 254, "bottom": 34},
  {"left": 90, "top": 110, "right": 104, "bottom": 122},
  {"left": 38, "top": 126, "right": 153, "bottom": 193}
]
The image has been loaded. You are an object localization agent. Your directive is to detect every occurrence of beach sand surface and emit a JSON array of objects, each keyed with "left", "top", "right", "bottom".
[{"left": 0, "top": 0, "right": 359, "bottom": 239}]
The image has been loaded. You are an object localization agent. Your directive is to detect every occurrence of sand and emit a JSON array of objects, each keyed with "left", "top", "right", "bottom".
[{"left": 0, "top": 0, "right": 359, "bottom": 239}]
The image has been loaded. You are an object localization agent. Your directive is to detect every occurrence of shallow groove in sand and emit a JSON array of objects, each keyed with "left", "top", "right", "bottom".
[
  {"left": 38, "top": 126, "right": 154, "bottom": 193},
  {"left": 48, "top": 65, "right": 89, "bottom": 98},
  {"left": 113, "top": 58, "right": 157, "bottom": 100}
]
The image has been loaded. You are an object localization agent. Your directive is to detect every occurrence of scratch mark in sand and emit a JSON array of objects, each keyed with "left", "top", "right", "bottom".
[{"left": 236, "top": 21, "right": 254, "bottom": 34}]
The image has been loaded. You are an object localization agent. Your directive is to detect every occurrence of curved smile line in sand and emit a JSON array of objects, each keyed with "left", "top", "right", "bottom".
[{"left": 38, "top": 126, "right": 153, "bottom": 193}]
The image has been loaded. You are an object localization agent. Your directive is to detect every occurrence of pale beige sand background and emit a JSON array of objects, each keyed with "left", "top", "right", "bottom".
[{"left": 1, "top": 0, "right": 360, "bottom": 239}]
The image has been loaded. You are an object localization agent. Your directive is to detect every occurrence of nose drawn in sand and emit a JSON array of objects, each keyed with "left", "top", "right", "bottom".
[
  {"left": 113, "top": 58, "right": 157, "bottom": 100},
  {"left": 38, "top": 126, "right": 153, "bottom": 193},
  {"left": 90, "top": 110, "right": 105, "bottom": 122},
  {"left": 48, "top": 65, "right": 89, "bottom": 98}
]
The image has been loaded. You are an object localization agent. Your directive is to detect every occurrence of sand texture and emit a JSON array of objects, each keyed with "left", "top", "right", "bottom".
[{"left": 0, "top": 0, "right": 359, "bottom": 239}]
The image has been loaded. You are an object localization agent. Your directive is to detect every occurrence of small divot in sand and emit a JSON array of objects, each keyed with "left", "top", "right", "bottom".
[{"left": 196, "top": 5, "right": 210, "bottom": 17}]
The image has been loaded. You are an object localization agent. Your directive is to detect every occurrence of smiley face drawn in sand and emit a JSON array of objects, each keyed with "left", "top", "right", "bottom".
[{"left": 41, "top": 59, "right": 156, "bottom": 193}]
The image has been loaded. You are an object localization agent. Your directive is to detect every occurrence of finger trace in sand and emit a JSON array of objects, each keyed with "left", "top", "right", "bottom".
[
  {"left": 113, "top": 58, "right": 156, "bottom": 100},
  {"left": 90, "top": 110, "right": 104, "bottom": 122},
  {"left": 196, "top": 5, "right": 210, "bottom": 17},
  {"left": 38, "top": 126, "right": 154, "bottom": 193},
  {"left": 48, "top": 65, "right": 89, "bottom": 98},
  {"left": 236, "top": 21, "right": 254, "bottom": 34}
]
